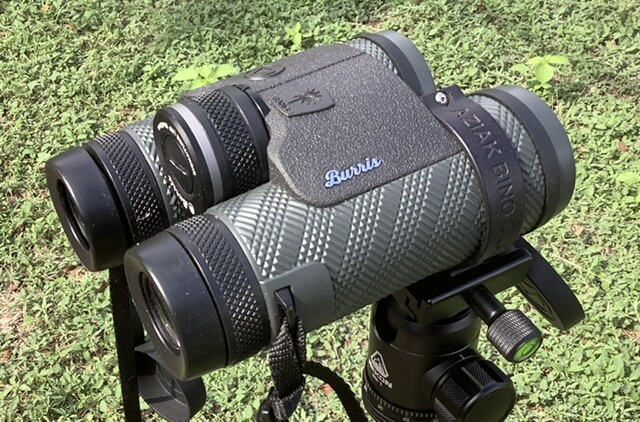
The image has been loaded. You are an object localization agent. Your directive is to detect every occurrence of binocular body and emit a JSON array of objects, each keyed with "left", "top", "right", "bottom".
[
  {"left": 45, "top": 31, "right": 578, "bottom": 420},
  {"left": 125, "top": 39, "right": 573, "bottom": 381}
]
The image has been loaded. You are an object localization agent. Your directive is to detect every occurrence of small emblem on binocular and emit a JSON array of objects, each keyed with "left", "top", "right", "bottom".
[
  {"left": 324, "top": 157, "right": 382, "bottom": 188},
  {"left": 273, "top": 85, "right": 335, "bottom": 117}
]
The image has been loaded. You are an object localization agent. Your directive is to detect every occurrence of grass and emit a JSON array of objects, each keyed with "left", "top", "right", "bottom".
[{"left": 1, "top": 0, "right": 639, "bottom": 420}]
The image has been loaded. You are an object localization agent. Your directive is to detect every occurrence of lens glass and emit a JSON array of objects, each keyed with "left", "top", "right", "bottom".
[
  {"left": 58, "top": 181, "right": 90, "bottom": 250},
  {"left": 141, "top": 274, "right": 181, "bottom": 354}
]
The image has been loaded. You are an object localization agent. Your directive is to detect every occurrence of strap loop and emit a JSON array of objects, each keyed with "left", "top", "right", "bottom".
[
  {"left": 258, "top": 288, "right": 306, "bottom": 421},
  {"left": 258, "top": 288, "right": 367, "bottom": 422}
]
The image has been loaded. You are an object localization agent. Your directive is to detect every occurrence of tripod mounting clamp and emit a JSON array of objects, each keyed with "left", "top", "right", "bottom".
[{"left": 395, "top": 236, "right": 584, "bottom": 345}]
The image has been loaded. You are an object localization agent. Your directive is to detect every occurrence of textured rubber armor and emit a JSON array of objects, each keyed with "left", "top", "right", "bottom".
[
  {"left": 179, "top": 39, "right": 399, "bottom": 203},
  {"left": 160, "top": 38, "right": 549, "bottom": 343},
  {"left": 126, "top": 118, "right": 191, "bottom": 223},
  {"left": 93, "top": 133, "right": 166, "bottom": 242},
  {"left": 212, "top": 152, "right": 484, "bottom": 317},
  {"left": 185, "top": 90, "right": 264, "bottom": 195},
  {"left": 206, "top": 101, "right": 546, "bottom": 319},
  {"left": 174, "top": 215, "right": 269, "bottom": 363}
]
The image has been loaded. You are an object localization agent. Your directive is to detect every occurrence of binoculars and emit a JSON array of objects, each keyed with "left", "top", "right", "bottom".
[{"left": 46, "top": 31, "right": 583, "bottom": 421}]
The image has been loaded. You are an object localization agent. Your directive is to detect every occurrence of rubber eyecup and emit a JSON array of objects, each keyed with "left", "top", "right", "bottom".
[{"left": 45, "top": 147, "right": 128, "bottom": 271}]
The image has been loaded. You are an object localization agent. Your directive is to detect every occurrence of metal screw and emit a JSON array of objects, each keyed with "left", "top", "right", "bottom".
[{"left": 435, "top": 91, "right": 449, "bottom": 106}]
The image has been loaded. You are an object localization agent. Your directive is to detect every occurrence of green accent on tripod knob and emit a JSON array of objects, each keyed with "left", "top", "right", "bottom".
[{"left": 514, "top": 336, "right": 542, "bottom": 362}]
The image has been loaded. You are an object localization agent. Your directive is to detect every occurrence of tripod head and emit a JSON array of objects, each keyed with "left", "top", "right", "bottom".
[{"left": 362, "top": 237, "right": 584, "bottom": 422}]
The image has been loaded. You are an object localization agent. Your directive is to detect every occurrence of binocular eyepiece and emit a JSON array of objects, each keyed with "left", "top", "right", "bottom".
[{"left": 46, "top": 124, "right": 173, "bottom": 270}]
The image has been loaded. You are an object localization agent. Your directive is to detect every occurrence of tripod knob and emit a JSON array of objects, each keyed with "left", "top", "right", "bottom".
[
  {"left": 487, "top": 309, "right": 542, "bottom": 363},
  {"left": 425, "top": 355, "right": 515, "bottom": 422},
  {"left": 465, "top": 286, "right": 542, "bottom": 363}
]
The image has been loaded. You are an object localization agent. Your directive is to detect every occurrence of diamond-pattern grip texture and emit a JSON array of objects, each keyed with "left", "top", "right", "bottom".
[
  {"left": 175, "top": 215, "right": 268, "bottom": 363},
  {"left": 210, "top": 92, "right": 547, "bottom": 319},
  {"left": 186, "top": 90, "right": 264, "bottom": 196},
  {"left": 126, "top": 118, "right": 190, "bottom": 223},
  {"left": 215, "top": 152, "right": 489, "bottom": 318},
  {"left": 94, "top": 132, "right": 165, "bottom": 242}
]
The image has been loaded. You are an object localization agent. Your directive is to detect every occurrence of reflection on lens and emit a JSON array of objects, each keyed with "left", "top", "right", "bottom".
[
  {"left": 142, "top": 274, "right": 181, "bottom": 354},
  {"left": 58, "top": 181, "right": 90, "bottom": 250}
]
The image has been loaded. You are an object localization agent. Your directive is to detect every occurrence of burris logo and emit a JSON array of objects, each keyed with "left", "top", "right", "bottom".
[
  {"left": 368, "top": 351, "right": 393, "bottom": 389},
  {"left": 324, "top": 157, "right": 382, "bottom": 188}
]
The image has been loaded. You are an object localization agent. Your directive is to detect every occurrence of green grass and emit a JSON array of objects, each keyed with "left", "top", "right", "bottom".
[{"left": 1, "top": 0, "right": 639, "bottom": 420}]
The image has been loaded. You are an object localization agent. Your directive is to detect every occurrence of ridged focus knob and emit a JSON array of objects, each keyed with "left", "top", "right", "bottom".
[
  {"left": 487, "top": 309, "right": 543, "bottom": 363},
  {"left": 430, "top": 357, "right": 515, "bottom": 422}
]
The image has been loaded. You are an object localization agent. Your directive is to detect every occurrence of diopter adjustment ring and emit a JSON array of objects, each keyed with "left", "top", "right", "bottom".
[
  {"left": 123, "top": 117, "right": 191, "bottom": 223},
  {"left": 90, "top": 131, "right": 169, "bottom": 243}
]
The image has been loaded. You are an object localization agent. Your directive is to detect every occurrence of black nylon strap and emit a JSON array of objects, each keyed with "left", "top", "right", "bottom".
[
  {"left": 303, "top": 362, "right": 367, "bottom": 422},
  {"left": 259, "top": 290, "right": 306, "bottom": 421},
  {"left": 423, "top": 85, "right": 525, "bottom": 262},
  {"left": 259, "top": 288, "right": 366, "bottom": 421},
  {"left": 109, "top": 266, "right": 145, "bottom": 421}
]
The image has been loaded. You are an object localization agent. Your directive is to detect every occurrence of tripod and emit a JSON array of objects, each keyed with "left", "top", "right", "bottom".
[{"left": 361, "top": 238, "right": 584, "bottom": 421}]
